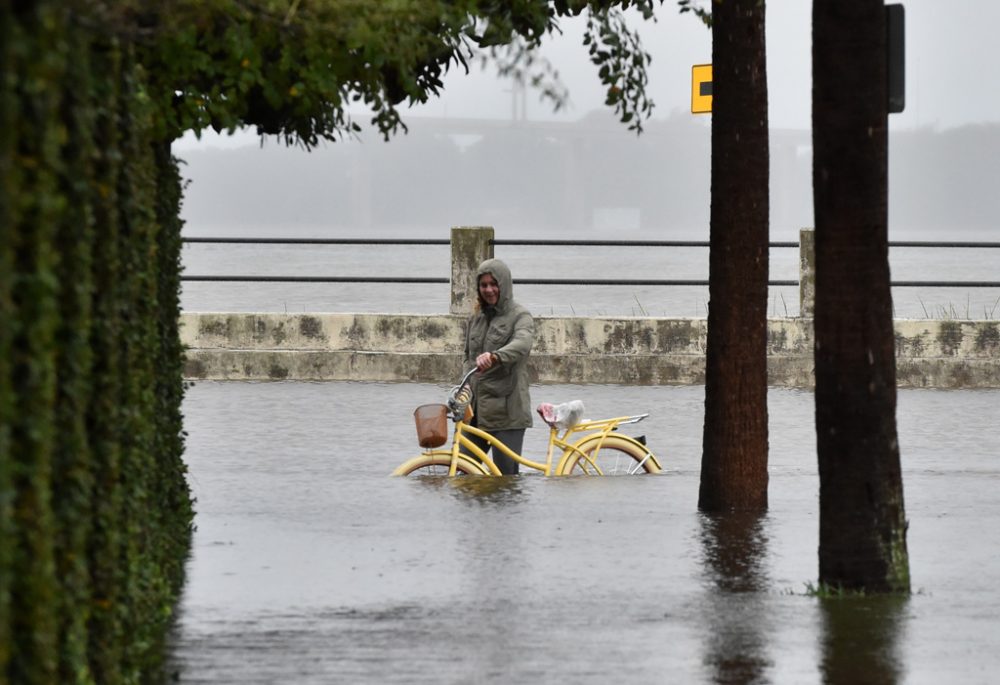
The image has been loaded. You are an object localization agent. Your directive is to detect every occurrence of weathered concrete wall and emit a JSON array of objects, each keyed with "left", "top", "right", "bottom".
[
  {"left": 180, "top": 313, "right": 1000, "bottom": 388},
  {"left": 449, "top": 227, "right": 493, "bottom": 315},
  {"left": 893, "top": 319, "right": 1000, "bottom": 388}
]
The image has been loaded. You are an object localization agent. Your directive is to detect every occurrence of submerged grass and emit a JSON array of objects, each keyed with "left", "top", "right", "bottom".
[
  {"left": 804, "top": 582, "right": 869, "bottom": 599},
  {"left": 803, "top": 582, "right": 915, "bottom": 598}
]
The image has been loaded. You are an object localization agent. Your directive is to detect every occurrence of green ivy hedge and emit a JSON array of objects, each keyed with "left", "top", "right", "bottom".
[
  {"left": 0, "top": 0, "right": 666, "bottom": 681},
  {"left": 0, "top": 5, "right": 193, "bottom": 684}
]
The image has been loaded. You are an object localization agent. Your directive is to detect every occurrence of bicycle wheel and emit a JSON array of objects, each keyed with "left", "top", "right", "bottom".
[
  {"left": 559, "top": 435, "right": 660, "bottom": 476},
  {"left": 392, "top": 452, "right": 488, "bottom": 476}
]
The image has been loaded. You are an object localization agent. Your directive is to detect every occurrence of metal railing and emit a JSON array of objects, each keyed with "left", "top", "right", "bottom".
[{"left": 180, "top": 235, "right": 1000, "bottom": 289}]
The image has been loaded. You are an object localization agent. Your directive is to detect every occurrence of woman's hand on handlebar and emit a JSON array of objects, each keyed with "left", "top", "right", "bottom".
[{"left": 475, "top": 352, "right": 498, "bottom": 372}]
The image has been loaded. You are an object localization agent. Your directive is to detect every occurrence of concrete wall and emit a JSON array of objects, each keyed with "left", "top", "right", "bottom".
[{"left": 180, "top": 312, "right": 1000, "bottom": 388}]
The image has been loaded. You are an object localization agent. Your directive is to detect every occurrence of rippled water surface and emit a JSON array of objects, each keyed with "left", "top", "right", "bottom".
[{"left": 167, "top": 382, "right": 1000, "bottom": 684}]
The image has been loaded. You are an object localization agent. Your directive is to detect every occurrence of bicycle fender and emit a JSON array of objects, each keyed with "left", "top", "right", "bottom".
[{"left": 391, "top": 452, "right": 490, "bottom": 476}]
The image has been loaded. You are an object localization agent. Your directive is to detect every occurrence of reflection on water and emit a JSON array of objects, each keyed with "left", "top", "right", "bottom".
[
  {"left": 453, "top": 477, "right": 531, "bottom": 678},
  {"left": 437, "top": 475, "right": 528, "bottom": 505},
  {"left": 699, "top": 512, "right": 771, "bottom": 593},
  {"left": 819, "top": 595, "right": 908, "bottom": 685},
  {"left": 698, "top": 512, "right": 772, "bottom": 684}
]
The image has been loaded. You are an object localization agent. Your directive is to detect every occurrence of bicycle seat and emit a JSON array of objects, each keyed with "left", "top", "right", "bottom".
[{"left": 536, "top": 400, "right": 585, "bottom": 429}]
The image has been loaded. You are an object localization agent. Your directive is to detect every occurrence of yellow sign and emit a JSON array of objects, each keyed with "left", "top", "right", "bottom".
[{"left": 691, "top": 64, "right": 712, "bottom": 114}]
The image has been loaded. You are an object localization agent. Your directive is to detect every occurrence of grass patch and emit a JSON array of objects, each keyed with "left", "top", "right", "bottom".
[
  {"left": 632, "top": 294, "right": 648, "bottom": 316},
  {"left": 918, "top": 294, "right": 999, "bottom": 320},
  {"left": 802, "top": 581, "right": 918, "bottom": 598},
  {"left": 804, "top": 582, "right": 869, "bottom": 598}
]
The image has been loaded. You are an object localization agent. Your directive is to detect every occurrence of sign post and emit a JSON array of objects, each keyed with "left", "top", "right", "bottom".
[{"left": 691, "top": 64, "right": 713, "bottom": 114}]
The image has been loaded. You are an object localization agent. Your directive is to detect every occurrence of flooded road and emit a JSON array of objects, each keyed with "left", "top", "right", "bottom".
[{"left": 167, "top": 382, "right": 1000, "bottom": 684}]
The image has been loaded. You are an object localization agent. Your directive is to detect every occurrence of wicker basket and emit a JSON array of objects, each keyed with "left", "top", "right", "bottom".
[{"left": 413, "top": 404, "right": 449, "bottom": 448}]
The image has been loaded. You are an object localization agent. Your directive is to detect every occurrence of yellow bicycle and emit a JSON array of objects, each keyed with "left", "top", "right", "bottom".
[{"left": 393, "top": 369, "right": 663, "bottom": 477}]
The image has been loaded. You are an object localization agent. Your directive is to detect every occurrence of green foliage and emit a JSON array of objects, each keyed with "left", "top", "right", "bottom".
[
  {"left": 8, "top": 5, "right": 64, "bottom": 682},
  {"left": 584, "top": 7, "right": 654, "bottom": 131},
  {"left": 1, "top": 1, "right": 688, "bottom": 681},
  {"left": 84, "top": 36, "right": 127, "bottom": 684},
  {"left": 805, "top": 580, "right": 909, "bottom": 599},
  {"left": 151, "top": 145, "right": 194, "bottom": 609},
  {"left": 805, "top": 582, "right": 869, "bottom": 598},
  {"left": 0, "top": 8, "right": 15, "bottom": 681},
  {"left": 677, "top": 0, "right": 713, "bottom": 26},
  {"left": 114, "top": 53, "right": 170, "bottom": 680},
  {"left": 51, "top": 17, "right": 98, "bottom": 685},
  {"left": 1, "top": 5, "right": 194, "bottom": 683},
  {"left": 120, "top": 0, "right": 668, "bottom": 146}
]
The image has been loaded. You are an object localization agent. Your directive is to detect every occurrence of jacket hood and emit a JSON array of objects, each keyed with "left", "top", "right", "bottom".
[{"left": 476, "top": 258, "right": 514, "bottom": 313}]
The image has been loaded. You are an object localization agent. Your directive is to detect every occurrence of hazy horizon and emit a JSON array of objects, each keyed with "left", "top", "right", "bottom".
[{"left": 175, "top": 1, "right": 1000, "bottom": 242}]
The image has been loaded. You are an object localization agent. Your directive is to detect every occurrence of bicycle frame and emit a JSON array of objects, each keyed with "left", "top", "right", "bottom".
[
  {"left": 394, "top": 368, "right": 661, "bottom": 476},
  {"left": 444, "top": 413, "right": 658, "bottom": 476}
]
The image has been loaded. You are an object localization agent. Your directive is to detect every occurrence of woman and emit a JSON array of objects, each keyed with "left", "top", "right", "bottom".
[{"left": 462, "top": 258, "right": 535, "bottom": 474}]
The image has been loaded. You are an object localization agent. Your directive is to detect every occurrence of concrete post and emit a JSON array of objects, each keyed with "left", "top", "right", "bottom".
[
  {"left": 450, "top": 226, "right": 494, "bottom": 315},
  {"left": 799, "top": 228, "right": 815, "bottom": 318}
]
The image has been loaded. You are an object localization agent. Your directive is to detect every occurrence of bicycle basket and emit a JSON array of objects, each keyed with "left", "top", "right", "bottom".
[{"left": 414, "top": 404, "right": 449, "bottom": 448}]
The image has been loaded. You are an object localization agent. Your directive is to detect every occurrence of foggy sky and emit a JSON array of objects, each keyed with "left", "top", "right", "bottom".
[
  {"left": 175, "top": 1, "right": 1000, "bottom": 240},
  {"left": 177, "top": 0, "right": 1000, "bottom": 148},
  {"left": 395, "top": 0, "right": 1000, "bottom": 133}
]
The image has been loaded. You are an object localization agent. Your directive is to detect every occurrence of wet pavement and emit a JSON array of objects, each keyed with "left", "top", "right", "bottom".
[{"left": 166, "top": 382, "right": 1000, "bottom": 684}]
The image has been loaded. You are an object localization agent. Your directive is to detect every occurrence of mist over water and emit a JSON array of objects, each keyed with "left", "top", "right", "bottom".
[
  {"left": 174, "top": 0, "right": 1000, "bottom": 319},
  {"left": 176, "top": 114, "right": 1000, "bottom": 244},
  {"left": 176, "top": 112, "right": 1000, "bottom": 320}
]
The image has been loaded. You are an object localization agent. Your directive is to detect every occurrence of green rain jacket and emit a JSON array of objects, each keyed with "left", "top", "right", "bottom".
[{"left": 463, "top": 259, "right": 535, "bottom": 431}]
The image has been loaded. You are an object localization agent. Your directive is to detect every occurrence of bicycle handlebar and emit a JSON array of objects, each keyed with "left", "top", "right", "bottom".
[
  {"left": 446, "top": 367, "right": 479, "bottom": 421},
  {"left": 458, "top": 366, "right": 478, "bottom": 389}
]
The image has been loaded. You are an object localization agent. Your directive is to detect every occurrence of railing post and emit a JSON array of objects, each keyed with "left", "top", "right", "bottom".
[
  {"left": 799, "top": 228, "right": 815, "bottom": 318},
  {"left": 450, "top": 226, "right": 494, "bottom": 315}
]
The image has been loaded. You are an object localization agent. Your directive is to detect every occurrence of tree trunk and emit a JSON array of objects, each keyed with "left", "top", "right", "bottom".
[
  {"left": 699, "top": 0, "right": 770, "bottom": 512},
  {"left": 812, "top": 0, "right": 910, "bottom": 592}
]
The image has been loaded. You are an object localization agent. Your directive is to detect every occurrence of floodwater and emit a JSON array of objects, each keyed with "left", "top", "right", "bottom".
[{"left": 166, "top": 381, "right": 1000, "bottom": 684}]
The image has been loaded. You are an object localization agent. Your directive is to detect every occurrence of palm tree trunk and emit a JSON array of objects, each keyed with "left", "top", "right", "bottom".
[
  {"left": 699, "top": 0, "right": 770, "bottom": 512},
  {"left": 812, "top": 0, "right": 910, "bottom": 592}
]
